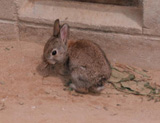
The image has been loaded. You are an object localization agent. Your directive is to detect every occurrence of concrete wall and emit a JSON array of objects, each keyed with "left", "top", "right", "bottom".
[
  {"left": 0, "top": 0, "right": 18, "bottom": 41},
  {"left": 143, "top": 0, "right": 160, "bottom": 36},
  {"left": 0, "top": 0, "right": 160, "bottom": 70},
  {"left": 1, "top": 0, "right": 160, "bottom": 39}
]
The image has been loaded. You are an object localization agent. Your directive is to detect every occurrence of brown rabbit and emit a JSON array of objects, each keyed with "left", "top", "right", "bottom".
[{"left": 42, "top": 19, "right": 111, "bottom": 93}]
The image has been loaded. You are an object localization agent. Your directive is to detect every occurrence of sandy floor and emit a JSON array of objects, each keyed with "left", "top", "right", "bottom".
[{"left": 0, "top": 41, "right": 160, "bottom": 123}]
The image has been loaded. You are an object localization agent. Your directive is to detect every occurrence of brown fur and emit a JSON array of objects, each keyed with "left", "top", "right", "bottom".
[
  {"left": 68, "top": 40, "right": 111, "bottom": 93},
  {"left": 41, "top": 19, "right": 111, "bottom": 94}
]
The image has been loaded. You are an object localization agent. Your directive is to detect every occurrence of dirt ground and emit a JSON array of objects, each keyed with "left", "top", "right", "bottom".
[{"left": 0, "top": 41, "right": 160, "bottom": 123}]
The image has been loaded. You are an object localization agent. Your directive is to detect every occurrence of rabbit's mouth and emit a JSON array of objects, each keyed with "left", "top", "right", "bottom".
[{"left": 46, "top": 59, "right": 56, "bottom": 65}]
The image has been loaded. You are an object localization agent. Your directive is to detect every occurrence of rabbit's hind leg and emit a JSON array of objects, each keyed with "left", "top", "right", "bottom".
[
  {"left": 89, "top": 86, "right": 105, "bottom": 93},
  {"left": 70, "top": 70, "right": 90, "bottom": 94},
  {"left": 89, "top": 78, "right": 106, "bottom": 93},
  {"left": 69, "top": 83, "right": 88, "bottom": 94}
]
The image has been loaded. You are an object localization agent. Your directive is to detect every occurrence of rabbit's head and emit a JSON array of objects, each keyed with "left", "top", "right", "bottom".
[{"left": 43, "top": 19, "right": 69, "bottom": 65}]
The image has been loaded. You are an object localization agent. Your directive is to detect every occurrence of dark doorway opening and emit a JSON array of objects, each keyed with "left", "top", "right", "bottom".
[{"left": 72, "top": 0, "right": 141, "bottom": 6}]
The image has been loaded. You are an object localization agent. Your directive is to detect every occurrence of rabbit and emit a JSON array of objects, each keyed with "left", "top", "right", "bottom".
[{"left": 42, "top": 19, "right": 111, "bottom": 93}]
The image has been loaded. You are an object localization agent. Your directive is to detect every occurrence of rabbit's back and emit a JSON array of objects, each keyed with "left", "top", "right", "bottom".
[{"left": 68, "top": 40, "right": 111, "bottom": 86}]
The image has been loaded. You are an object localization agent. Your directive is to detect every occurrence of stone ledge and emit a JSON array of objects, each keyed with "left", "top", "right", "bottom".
[
  {"left": 0, "top": 22, "right": 18, "bottom": 41},
  {"left": 18, "top": 0, "right": 142, "bottom": 35},
  {"left": 19, "top": 23, "right": 160, "bottom": 70},
  {"left": 143, "top": 28, "right": 160, "bottom": 36},
  {"left": 19, "top": 23, "right": 52, "bottom": 43}
]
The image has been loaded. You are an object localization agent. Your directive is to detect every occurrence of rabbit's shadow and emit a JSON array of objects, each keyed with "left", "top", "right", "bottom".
[
  {"left": 36, "top": 61, "right": 55, "bottom": 78},
  {"left": 36, "top": 61, "right": 71, "bottom": 86},
  {"left": 36, "top": 62, "right": 104, "bottom": 96}
]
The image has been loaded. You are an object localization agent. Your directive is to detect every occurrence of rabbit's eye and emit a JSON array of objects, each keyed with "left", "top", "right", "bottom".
[{"left": 52, "top": 50, "right": 57, "bottom": 55}]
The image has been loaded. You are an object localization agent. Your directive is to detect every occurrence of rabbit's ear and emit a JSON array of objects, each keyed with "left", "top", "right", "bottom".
[
  {"left": 53, "top": 19, "right": 60, "bottom": 37},
  {"left": 60, "top": 24, "right": 69, "bottom": 44}
]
